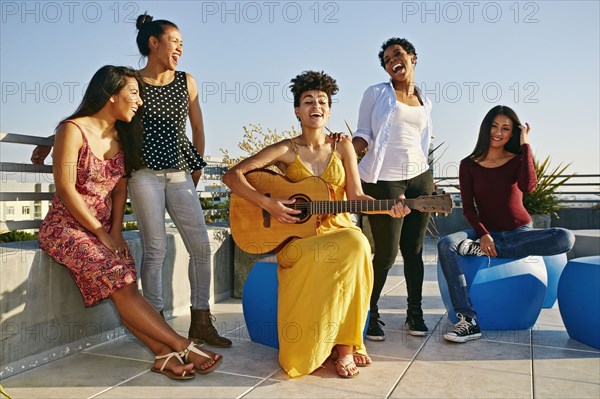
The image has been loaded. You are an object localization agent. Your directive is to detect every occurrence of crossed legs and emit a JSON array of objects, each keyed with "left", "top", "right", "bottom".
[{"left": 110, "top": 284, "right": 221, "bottom": 376}]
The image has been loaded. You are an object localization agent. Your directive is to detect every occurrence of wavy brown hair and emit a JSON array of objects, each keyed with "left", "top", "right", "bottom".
[{"left": 60, "top": 65, "right": 144, "bottom": 176}]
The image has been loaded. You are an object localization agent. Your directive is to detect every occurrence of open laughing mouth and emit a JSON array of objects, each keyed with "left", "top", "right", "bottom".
[{"left": 392, "top": 63, "right": 404, "bottom": 73}]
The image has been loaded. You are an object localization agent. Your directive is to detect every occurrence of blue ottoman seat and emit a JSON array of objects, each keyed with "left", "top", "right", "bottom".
[
  {"left": 542, "top": 253, "right": 569, "bottom": 308},
  {"left": 242, "top": 261, "right": 279, "bottom": 349},
  {"left": 242, "top": 261, "right": 370, "bottom": 349},
  {"left": 557, "top": 256, "right": 600, "bottom": 349},
  {"left": 438, "top": 255, "right": 548, "bottom": 330}
]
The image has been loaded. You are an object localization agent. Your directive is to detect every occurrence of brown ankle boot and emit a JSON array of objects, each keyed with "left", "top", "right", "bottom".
[{"left": 188, "top": 307, "right": 232, "bottom": 348}]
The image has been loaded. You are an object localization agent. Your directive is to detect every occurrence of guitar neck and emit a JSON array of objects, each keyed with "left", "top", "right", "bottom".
[{"left": 295, "top": 199, "right": 417, "bottom": 214}]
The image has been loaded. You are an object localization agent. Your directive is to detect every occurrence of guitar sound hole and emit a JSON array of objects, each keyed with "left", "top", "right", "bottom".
[{"left": 291, "top": 195, "right": 311, "bottom": 223}]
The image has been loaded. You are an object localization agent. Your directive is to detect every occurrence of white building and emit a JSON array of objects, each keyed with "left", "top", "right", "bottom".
[
  {"left": 197, "top": 155, "right": 229, "bottom": 202},
  {"left": 0, "top": 181, "right": 54, "bottom": 232}
]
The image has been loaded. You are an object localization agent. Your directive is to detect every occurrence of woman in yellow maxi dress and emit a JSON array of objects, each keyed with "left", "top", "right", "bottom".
[
  {"left": 224, "top": 71, "right": 410, "bottom": 378},
  {"left": 275, "top": 139, "right": 372, "bottom": 378}
]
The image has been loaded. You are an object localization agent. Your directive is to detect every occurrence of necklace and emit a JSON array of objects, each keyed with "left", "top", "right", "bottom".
[{"left": 142, "top": 72, "right": 173, "bottom": 94}]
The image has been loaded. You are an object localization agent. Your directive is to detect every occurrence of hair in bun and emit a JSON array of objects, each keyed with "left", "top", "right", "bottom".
[
  {"left": 136, "top": 13, "right": 154, "bottom": 30},
  {"left": 135, "top": 13, "right": 178, "bottom": 56}
]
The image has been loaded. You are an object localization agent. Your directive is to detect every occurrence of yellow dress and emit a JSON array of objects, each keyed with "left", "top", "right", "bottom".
[{"left": 276, "top": 144, "right": 374, "bottom": 378}]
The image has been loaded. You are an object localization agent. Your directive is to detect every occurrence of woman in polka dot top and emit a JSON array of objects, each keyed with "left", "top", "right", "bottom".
[{"left": 128, "top": 13, "right": 232, "bottom": 349}]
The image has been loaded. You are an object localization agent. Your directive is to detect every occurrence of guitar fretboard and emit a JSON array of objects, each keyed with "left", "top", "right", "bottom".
[{"left": 292, "top": 199, "right": 418, "bottom": 214}]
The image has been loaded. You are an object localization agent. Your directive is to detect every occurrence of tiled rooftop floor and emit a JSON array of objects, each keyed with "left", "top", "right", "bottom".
[{"left": 2, "top": 241, "right": 599, "bottom": 399}]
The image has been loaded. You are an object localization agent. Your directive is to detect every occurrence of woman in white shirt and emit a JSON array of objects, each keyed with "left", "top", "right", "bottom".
[{"left": 352, "top": 37, "right": 435, "bottom": 340}]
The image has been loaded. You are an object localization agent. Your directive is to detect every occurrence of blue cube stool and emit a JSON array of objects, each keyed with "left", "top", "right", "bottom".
[
  {"left": 242, "top": 261, "right": 370, "bottom": 349},
  {"left": 437, "top": 255, "right": 548, "bottom": 330},
  {"left": 242, "top": 261, "right": 279, "bottom": 349},
  {"left": 542, "top": 253, "right": 568, "bottom": 308},
  {"left": 557, "top": 256, "right": 600, "bottom": 349}
]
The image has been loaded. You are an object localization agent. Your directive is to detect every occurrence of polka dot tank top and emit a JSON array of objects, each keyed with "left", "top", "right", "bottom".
[{"left": 141, "top": 70, "right": 207, "bottom": 171}]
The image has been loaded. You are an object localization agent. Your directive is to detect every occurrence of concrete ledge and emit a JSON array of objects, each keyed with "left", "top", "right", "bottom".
[
  {"left": 430, "top": 207, "right": 600, "bottom": 237},
  {"left": 569, "top": 229, "right": 600, "bottom": 259},
  {"left": 232, "top": 244, "right": 275, "bottom": 299},
  {"left": 0, "top": 225, "right": 233, "bottom": 379}
]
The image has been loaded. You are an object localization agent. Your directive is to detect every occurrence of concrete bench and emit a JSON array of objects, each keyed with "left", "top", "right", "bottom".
[{"left": 0, "top": 226, "right": 233, "bottom": 379}]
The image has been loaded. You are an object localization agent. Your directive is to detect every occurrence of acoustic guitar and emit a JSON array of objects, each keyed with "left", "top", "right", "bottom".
[{"left": 230, "top": 169, "right": 453, "bottom": 254}]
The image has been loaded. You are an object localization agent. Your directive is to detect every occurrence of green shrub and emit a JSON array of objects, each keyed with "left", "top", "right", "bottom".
[
  {"left": 523, "top": 155, "right": 574, "bottom": 217},
  {"left": 0, "top": 230, "right": 38, "bottom": 243}
]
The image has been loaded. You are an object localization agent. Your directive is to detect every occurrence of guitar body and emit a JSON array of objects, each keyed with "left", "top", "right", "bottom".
[
  {"left": 229, "top": 169, "right": 453, "bottom": 255},
  {"left": 230, "top": 169, "right": 333, "bottom": 254}
]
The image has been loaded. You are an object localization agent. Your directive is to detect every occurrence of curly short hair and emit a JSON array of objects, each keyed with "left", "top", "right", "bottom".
[
  {"left": 378, "top": 37, "right": 417, "bottom": 69},
  {"left": 290, "top": 70, "right": 339, "bottom": 108}
]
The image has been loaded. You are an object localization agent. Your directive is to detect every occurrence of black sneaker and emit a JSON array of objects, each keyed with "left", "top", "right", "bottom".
[
  {"left": 405, "top": 314, "right": 428, "bottom": 336},
  {"left": 366, "top": 318, "right": 385, "bottom": 341},
  {"left": 457, "top": 239, "right": 484, "bottom": 256},
  {"left": 444, "top": 313, "right": 482, "bottom": 343}
]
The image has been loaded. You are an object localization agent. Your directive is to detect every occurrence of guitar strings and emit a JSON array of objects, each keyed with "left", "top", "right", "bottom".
[{"left": 286, "top": 196, "right": 451, "bottom": 212}]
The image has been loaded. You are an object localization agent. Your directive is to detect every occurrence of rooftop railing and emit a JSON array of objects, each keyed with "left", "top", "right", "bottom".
[{"left": 2, "top": 132, "right": 599, "bottom": 234}]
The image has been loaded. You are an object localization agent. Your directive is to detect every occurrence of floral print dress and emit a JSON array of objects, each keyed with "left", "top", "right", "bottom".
[{"left": 39, "top": 121, "right": 136, "bottom": 307}]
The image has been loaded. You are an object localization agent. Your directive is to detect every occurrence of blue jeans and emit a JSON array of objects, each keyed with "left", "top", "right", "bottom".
[
  {"left": 129, "top": 168, "right": 212, "bottom": 311},
  {"left": 437, "top": 224, "right": 575, "bottom": 319}
]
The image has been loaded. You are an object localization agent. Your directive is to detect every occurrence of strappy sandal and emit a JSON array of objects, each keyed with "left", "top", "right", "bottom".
[
  {"left": 330, "top": 349, "right": 372, "bottom": 367},
  {"left": 179, "top": 342, "right": 222, "bottom": 375},
  {"left": 150, "top": 352, "right": 195, "bottom": 380},
  {"left": 334, "top": 359, "right": 359, "bottom": 379}
]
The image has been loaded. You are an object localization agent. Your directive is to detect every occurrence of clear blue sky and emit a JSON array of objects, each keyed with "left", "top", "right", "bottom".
[{"left": 1, "top": 0, "right": 599, "bottom": 177}]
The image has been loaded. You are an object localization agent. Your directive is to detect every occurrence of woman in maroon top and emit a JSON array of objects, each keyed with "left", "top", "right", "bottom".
[{"left": 437, "top": 105, "right": 575, "bottom": 343}]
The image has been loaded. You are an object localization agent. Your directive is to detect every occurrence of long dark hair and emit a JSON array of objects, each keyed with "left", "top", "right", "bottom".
[
  {"left": 469, "top": 105, "right": 523, "bottom": 161},
  {"left": 136, "top": 13, "right": 178, "bottom": 57},
  {"left": 60, "top": 65, "right": 144, "bottom": 176}
]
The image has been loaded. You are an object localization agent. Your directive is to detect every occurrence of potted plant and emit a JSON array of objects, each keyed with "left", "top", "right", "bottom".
[{"left": 523, "top": 155, "right": 574, "bottom": 228}]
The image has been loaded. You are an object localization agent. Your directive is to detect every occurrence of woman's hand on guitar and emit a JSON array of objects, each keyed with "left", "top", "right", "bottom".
[
  {"left": 265, "top": 197, "right": 302, "bottom": 224},
  {"left": 389, "top": 195, "right": 411, "bottom": 218}
]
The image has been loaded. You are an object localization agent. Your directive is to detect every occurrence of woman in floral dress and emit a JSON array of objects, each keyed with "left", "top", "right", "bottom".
[{"left": 38, "top": 65, "right": 220, "bottom": 380}]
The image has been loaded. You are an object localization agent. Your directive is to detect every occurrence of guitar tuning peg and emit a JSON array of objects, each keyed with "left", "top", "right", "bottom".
[{"left": 431, "top": 191, "right": 438, "bottom": 196}]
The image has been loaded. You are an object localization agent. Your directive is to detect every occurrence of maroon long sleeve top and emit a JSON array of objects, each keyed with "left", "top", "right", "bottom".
[{"left": 459, "top": 144, "right": 537, "bottom": 237}]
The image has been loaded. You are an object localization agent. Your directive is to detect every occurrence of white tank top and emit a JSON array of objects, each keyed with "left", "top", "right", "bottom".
[{"left": 378, "top": 101, "right": 428, "bottom": 181}]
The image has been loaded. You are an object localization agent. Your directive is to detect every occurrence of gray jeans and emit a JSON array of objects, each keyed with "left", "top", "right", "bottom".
[{"left": 129, "top": 168, "right": 211, "bottom": 310}]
